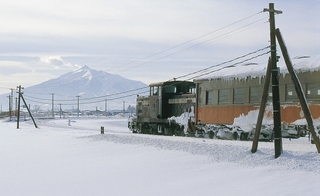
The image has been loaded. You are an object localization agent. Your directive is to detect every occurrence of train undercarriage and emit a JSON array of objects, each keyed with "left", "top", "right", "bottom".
[{"left": 128, "top": 116, "right": 309, "bottom": 141}]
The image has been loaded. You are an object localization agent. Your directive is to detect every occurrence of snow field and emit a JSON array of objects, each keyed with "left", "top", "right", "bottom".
[{"left": 1, "top": 117, "right": 319, "bottom": 196}]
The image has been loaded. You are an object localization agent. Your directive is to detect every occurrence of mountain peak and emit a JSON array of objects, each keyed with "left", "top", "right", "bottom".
[
  {"left": 81, "top": 65, "right": 90, "bottom": 70},
  {"left": 74, "top": 65, "right": 91, "bottom": 73}
]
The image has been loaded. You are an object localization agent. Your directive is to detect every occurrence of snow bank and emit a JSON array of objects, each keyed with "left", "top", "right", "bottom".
[{"left": 168, "top": 106, "right": 195, "bottom": 133}]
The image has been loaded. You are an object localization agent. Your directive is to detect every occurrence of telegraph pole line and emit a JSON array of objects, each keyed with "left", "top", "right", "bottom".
[
  {"left": 251, "top": 58, "right": 272, "bottom": 153},
  {"left": 263, "top": 3, "right": 283, "bottom": 158},
  {"left": 15, "top": 97, "right": 18, "bottom": 116},
  {"left": 16, "top": 85, "right": 38, "bottom": 129},
  {"left": 20, "top": 94, "right": 38, "bottom": 128},
  {"left": 76, "top": 96, "right": 80, "bottom": 117},
  {"left": 9, "top": 88, "right": 14, "bottom": 120},
  {"left": 16, "top": 85, "right": 23, "bottom": 129},
  {"left": 105, "top": 99, "right": 108, "bottom": 117},
  {"left": 123, "top": 101, "right": 125, "bottom": 117},
  {"left": 8, "top": 95, "right": 11, "bottom": 121},
  {"left": 52, "top": 93, "right": 55, "bottom": 118},
  {"left": 276, "top": 28, "right": 320, "bottom": 152},
  {"left": 59, "top": 103, "right": 62, "bottom": 119}
]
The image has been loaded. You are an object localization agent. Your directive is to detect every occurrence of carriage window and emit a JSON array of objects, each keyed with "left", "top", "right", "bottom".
[
  {"left": 205, "top": 91, "right": 213, "bottom": 105},
  {"left": 250, "top": 86, "right": 261, "bottom": 103},
  {"left": 286, "top": 84, "right": 297, "bottom": 101},
  {"left": 307, "top": 83, "right": 320, "bottom": 99},
  {"left": 218, "top": 89, "right": 228, "bottom": 104},
  {"left": 233, "top": 88, "right": 245, "bottom": 104}
]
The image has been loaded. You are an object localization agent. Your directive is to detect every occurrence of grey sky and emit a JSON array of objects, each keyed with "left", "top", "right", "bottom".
[{"left": 0, "top": 0, "right": 319, "bottom": 94}]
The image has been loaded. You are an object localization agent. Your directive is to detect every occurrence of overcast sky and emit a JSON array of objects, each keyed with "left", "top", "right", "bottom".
[{"left": 0, "top": 0, "right": 319, "bottom": 94}]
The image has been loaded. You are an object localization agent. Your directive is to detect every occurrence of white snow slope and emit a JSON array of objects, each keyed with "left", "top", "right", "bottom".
[{"left": 1, "top": 117, "right": 319, "bottom": 196}]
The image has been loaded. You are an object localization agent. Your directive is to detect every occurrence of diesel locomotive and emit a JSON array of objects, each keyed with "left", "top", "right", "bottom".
[{"left": 128, "top": 81, "right": 196, "bottom": 136}]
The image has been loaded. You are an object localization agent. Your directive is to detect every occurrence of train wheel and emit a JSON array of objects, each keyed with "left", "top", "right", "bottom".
[
  {"left": 158, "top": 125, "right": 164, "bottom": 135},
  {"left": 132, "top": 127, "right": 137, "bottom": 133},
  {"left": 232, "top": 132, "right": 238, "bottom": 140},
  {"left": 137, "top": 124, "right": 142, "bottom": 134},
  {"left": 164, "top": 127, "right": 173, "bottom": 136},
  {"left": 209, "top": 131, "right": 214, "bottom": 139},
  {"left": 178, "top": 126, "right": 185, "bottom": 136},
  {"left": 151, "top": 128, "right": 155, "bottom": 135},
  {"left": 240, "top": 132, "right": 248, "bottom": 140}
]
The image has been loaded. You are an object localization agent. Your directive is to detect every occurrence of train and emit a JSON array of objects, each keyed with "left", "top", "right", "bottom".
[{"left": 128, "top": 56, "right": 320, "bottom": 141}]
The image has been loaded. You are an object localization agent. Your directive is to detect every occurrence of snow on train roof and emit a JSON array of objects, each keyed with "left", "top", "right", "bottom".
[{"left": 194, "top": 55, "right": 320, "bottom": 81}]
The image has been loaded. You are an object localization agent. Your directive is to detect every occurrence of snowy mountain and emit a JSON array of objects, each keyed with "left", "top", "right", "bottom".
[
  {"left": 27, "top": 65, "right": 147, "bottom": 97},
  {"left": 0, "top": 66, "right": 148, "bottom": 111}
]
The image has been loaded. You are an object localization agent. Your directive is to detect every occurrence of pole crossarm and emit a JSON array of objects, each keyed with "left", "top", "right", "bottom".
[{"left": 263, "top": 8, "right": 282, "bottom": 15}]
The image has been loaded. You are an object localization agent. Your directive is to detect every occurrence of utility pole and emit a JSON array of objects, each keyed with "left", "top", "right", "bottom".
[
  {"left": 8, "top": 95, "right": 11, "bottom": 121},
  {"left": 251, "top": 58, "right": 272, "bottom": 153},
  {"left": 17, "top": 85, "right": 23, "bottom": 129},
  {"left": 9, "top": 88, "right": 14, "bottom": 120},
  {"left": 105, "top": 99, "right": 107, "bottom": 117},
  {"left": 276, "top": 28, "right": 320, "bottom": 153},
  {"left": 123, "top": 101, "right": 125, "bottom": 117},
  {"left": 59, "top": 103, "right": 62, "bottom": 119},
  {"left": 263, "top": 3, "right": 283, "bottom": 158},
  {"left": 76, "top": 96, "right": 80, "bottom": 117},
  {"left": 52, "top": 93, "right": 55, "bottom": 118},
  {"left": 15, "top": 97, "right": 18, "bottom": 116}
]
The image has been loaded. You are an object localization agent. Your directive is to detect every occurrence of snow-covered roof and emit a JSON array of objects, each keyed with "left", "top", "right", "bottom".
[{"left": 194, "top": 55, "right": 320, "bottom": 81}]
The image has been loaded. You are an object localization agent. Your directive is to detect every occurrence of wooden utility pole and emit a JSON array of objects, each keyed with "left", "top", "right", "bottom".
[
  {"left": 52, "top": 93, "right": 55, "bottom": 118},
  {"left": 264, "top": 3, "right": 283, "bottom": 158},
  {"left": 8, "top": 95, "right": 12, "bottom": 121},
  {"left": 16, "top": 85, "right": 38, "bottom": 129},
  {"left": 59, "top": 103, "right": 62, "bottom": 119},
  {"left": 105, "top": 99, "right": 108, "bottom": 117},
  {"left": 9, "top": 88, "right": 14, "bottom": 120},
  {"left": 21, "top": 94, "right": 38, "bottom": 128},
  {"left": 17, "top": 85, "right": 23, "bottom": 129},
  {"left": 76, "top": 96, "right": 80, "bottom": 117},
  {"left": 276, "top": 28, "right": 320, "bottom": 152},
  {"left": 15, "top": 97, "right": 18, "bottom": 116},
  {"left": 251, "top": 58, "right": 272, "bottom": 153},
  {"left": 123, "top": 101, "right": 125, "bottom": 117}
]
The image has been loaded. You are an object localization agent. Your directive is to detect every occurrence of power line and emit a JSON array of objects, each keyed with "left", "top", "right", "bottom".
[
  {"left": 23, "top": 47, "right": 270, "bottom": 106},
  {"left": 173, "top": 46, "right": 270, "bottom": 81},
  {"left": 113, "top": 17, "right": 268, "bottom": 73},
  {"left": 105, "top": 11, "right": 264, "bottom": 72}
]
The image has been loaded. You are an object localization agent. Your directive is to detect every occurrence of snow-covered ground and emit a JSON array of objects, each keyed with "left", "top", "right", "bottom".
[{"left": 1, "top": 117, "right": 319, "bottom": 196}]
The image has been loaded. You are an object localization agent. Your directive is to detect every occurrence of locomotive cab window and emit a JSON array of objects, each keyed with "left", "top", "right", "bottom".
[
  {"left": 164, "top": 86, "right": 176, "bottom": 94},
  {"left": 150, "top": 86, "right": 159, "bottom": 96},
  {"left": 189, "top": 86, "right": 196, "bottom": 94}
]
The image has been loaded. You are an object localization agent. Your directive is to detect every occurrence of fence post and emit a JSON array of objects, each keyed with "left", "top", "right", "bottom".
[{"left": 101, "top": 126, "right": 104, "bottom": 134}]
